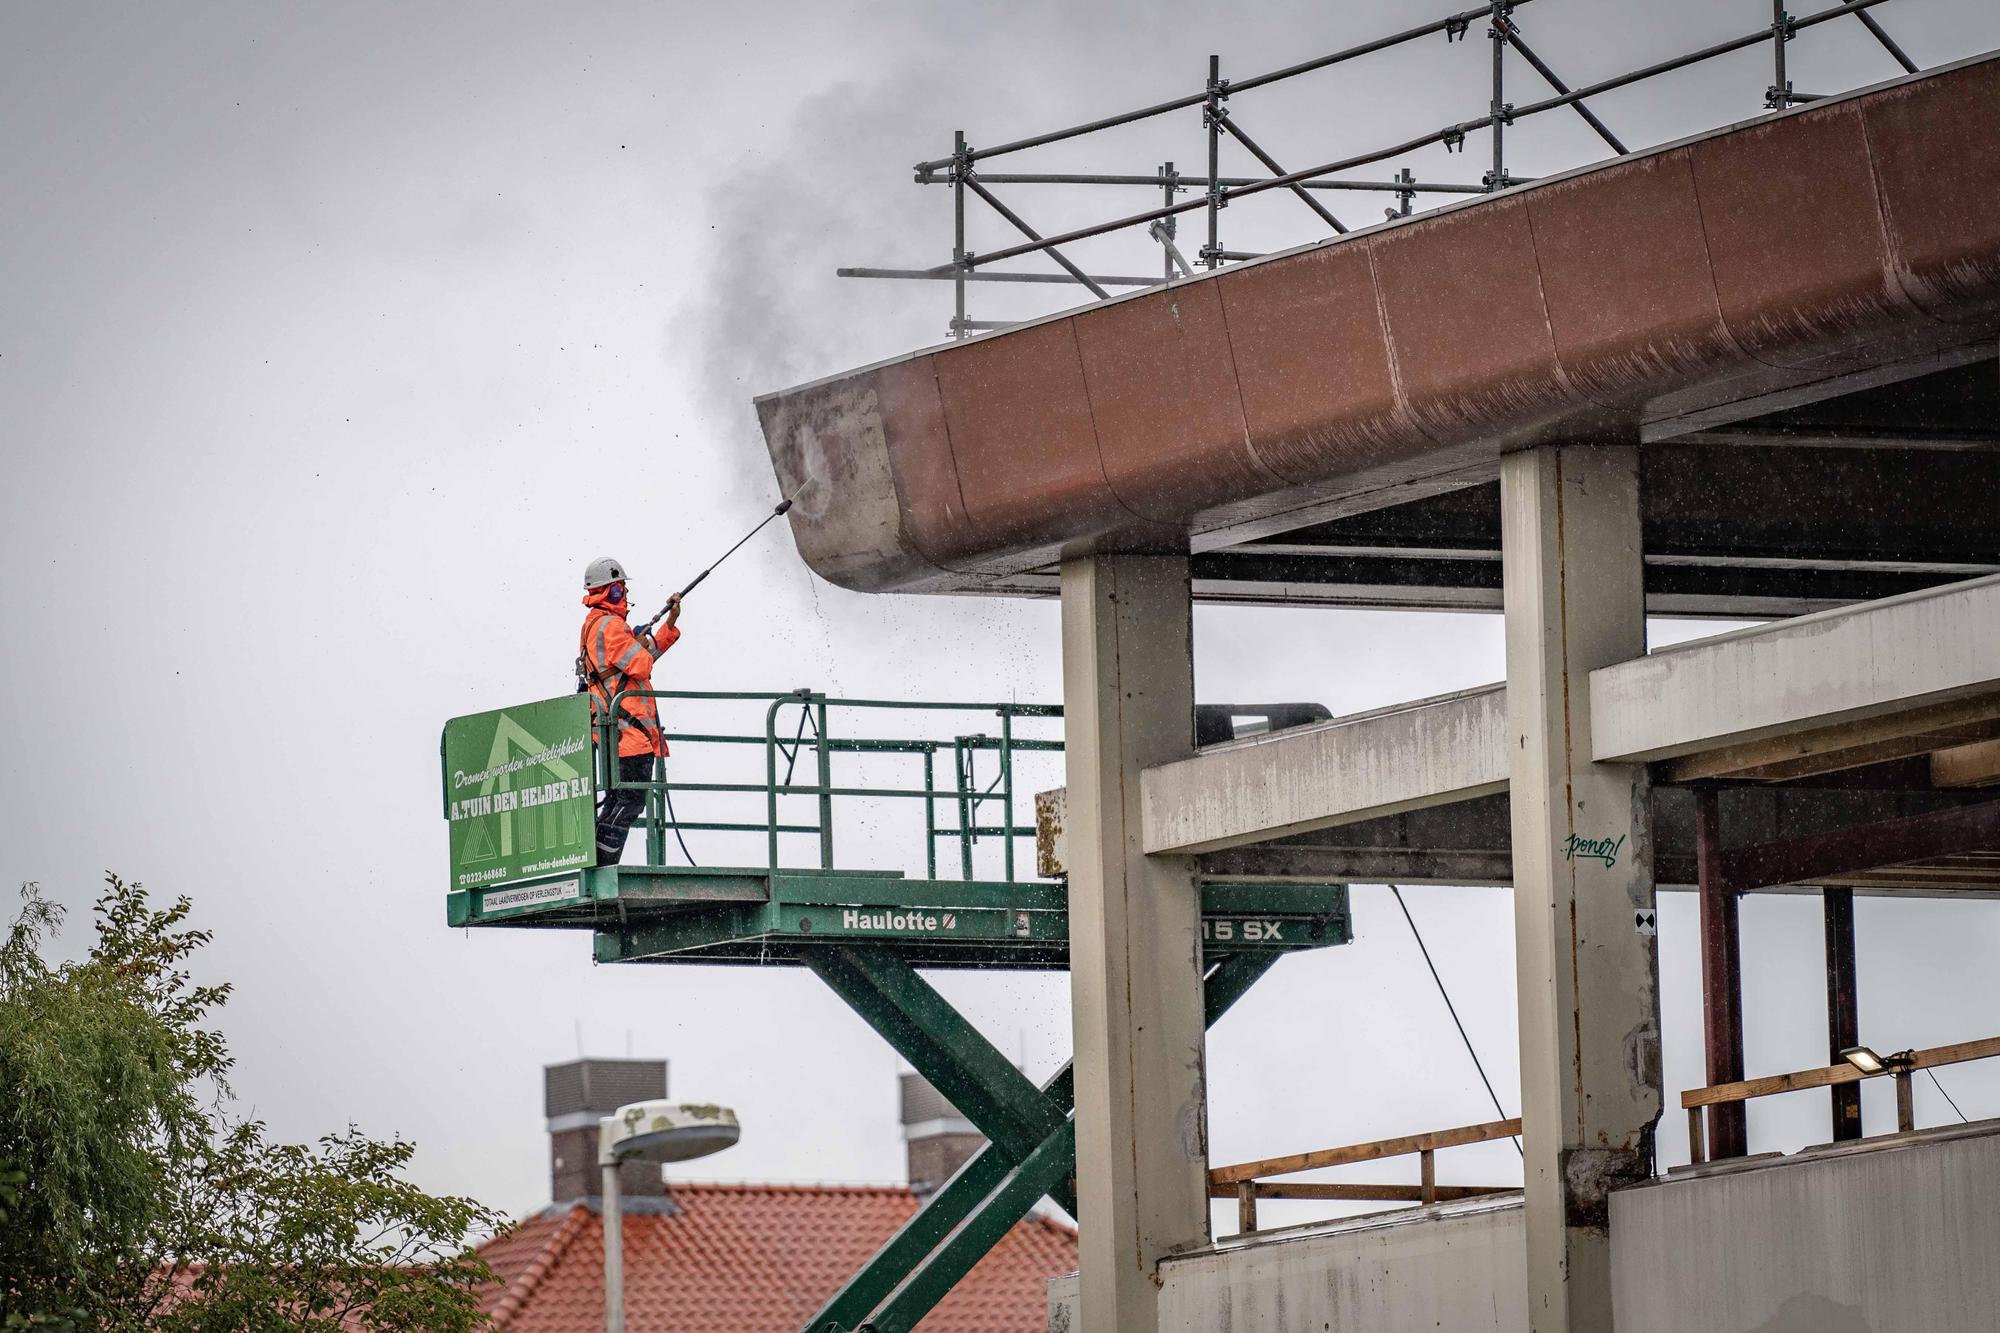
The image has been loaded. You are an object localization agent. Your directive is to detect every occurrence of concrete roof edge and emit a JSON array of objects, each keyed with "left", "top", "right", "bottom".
[{"left": 751, "top": 47, "right": 2000, "bottom": 407}]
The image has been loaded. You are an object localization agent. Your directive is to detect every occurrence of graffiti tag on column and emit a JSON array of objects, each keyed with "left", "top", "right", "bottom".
[{"left": 1564, "top": 833, "right": 1627, "bottom": 867}]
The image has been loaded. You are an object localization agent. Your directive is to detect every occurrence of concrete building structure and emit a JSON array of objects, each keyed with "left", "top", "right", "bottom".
[
  {"left": 756, "top": 40, "right": 2000, "bottom": 1333},
  {"left": 1048, "top": 1118, "right": 2000, "bottom": 1330}
]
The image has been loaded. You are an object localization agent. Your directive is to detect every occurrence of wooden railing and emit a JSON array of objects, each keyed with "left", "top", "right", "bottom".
[
  {"left": 1209, "top": 1118, "right": 1521, "bottom": 1234},
  {"left": 1684, "top": 1034, "right": 2000, "bottom": 1165}
]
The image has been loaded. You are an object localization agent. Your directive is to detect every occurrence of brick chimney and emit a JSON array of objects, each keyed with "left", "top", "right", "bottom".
[
  {"left": 545, "top": 1058, "right": 669, "bottom": 1204},
  {"left": 900, "top": 1072, "right": 985, "bottom": 1196}
]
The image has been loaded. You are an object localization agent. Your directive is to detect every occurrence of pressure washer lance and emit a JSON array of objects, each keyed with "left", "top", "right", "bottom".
[{"left": 636, "top": 481, "right": 811, "bottom": 636}]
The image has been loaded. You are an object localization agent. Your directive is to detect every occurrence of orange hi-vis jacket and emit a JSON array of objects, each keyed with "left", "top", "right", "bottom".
[{"left": 580, "top": 588, "right": 682, "bottom": 758}]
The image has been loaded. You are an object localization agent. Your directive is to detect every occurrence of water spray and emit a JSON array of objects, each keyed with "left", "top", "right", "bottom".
[{"left": 637, "top": 477, "right": 814, "bottom": 634}]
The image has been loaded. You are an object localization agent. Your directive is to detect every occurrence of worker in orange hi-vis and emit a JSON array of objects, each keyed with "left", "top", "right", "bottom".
[{"left": 576, "top": 556, "right": 682, "bottom": 865}]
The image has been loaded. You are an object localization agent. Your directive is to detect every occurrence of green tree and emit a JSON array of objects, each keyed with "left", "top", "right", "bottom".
[{"left": 0, "top": 877, "right": 507, "bottom": 1330}]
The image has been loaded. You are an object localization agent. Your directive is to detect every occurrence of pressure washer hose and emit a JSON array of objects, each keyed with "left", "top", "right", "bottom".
[
  {"left": 638, "top": 479, "right": 813, "bottom": 634},
  {"left": 641, "top": 477, "right": 814, "bottom": 865}
]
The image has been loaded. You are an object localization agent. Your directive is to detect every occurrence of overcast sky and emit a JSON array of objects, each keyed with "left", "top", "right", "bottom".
[{"left": 5, "top": 0, "right": 1998, "bottom": 1235}]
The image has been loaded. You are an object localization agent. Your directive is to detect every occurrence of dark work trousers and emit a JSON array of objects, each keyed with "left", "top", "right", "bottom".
[{"left": 596, "top": 752, "right": 656, "bottom": 864}]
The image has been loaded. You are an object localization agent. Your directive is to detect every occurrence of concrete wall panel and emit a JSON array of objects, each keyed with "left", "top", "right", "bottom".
[
  {"left": 1371, "top": 198, "right": 1586, "bottom": 446},
  {"left": 1217, "top": 239, "right": 1419, "bottom": 485},
  {"left": 1690, "top": 104, "right": 1918, "bottom": 372},
  {"left": 1072, "top": 280, "right": 1275, "bottom": 523},
  {"left": 1525, "top": 147, "right": 1732, "bottom": 410},
  {"left": 1864, "top": 60, "right": 2000, "bottom": 325},
  {"left": 756, "top": 366, "right": 963, "bottom": 593},
  {"left": 932, "top": 318, "right": 1127, "bottom": 549},
  {"left": 1150, "top": 1199, "right": 1527, "bottom": 1333},
  {"left": 1611, "top": 1123, "right": 2000, "bottom": 1333}
]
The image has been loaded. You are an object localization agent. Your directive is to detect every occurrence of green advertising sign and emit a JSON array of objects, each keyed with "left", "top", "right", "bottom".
[{"left": 440, "top": 694, "right": 596, "bottom": 892}]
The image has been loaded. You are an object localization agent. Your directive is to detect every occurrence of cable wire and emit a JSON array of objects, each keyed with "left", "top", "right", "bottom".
[
  {"left": 1389, "top": 884, "right": 1522, "bottom": 1156},
  {"left": 1927, "top": 1068, "right": 1970, "bottom": 1124},
  {"left": 662, "top": 779, "right": 697, "bottom": 867}
]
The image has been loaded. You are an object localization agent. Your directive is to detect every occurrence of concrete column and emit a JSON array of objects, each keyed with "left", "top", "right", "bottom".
[
  {"left": 1500, "top": 445, "right": 1661, "bottom": 1333},
  {"left": 1061, "top": 552, "right": 1209, "bottom": 1332}
]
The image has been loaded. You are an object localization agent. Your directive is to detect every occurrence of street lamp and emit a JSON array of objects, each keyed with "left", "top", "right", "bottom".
[{"left": 600, "top": 1100, "right": 740, "bottom": 1333}]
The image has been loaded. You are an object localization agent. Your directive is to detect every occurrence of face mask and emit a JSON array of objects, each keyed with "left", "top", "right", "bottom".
[{"left": 607, "top": 584, "right": 625, "bottom": 604}]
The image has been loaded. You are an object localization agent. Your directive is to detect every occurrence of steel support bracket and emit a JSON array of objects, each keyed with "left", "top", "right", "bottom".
[
  {"left": 855, "top": 1123, "right": 1080, "bottom": 1333},
  {"left": 804, "top": 945, "right": 1070, "bottom": 1179},
  {"left": 801, "top": 952, "right": 1280, "bottom": 1333}
]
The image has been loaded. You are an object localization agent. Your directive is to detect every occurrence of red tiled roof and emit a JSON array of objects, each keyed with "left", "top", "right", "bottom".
[{"left": 479, "top": 1183, "right": 1076, "bottom": 1332}]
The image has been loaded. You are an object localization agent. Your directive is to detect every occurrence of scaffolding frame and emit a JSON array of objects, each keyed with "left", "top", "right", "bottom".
[{"left": 839, "top": 0, "right": 1921, "bottom": 339}]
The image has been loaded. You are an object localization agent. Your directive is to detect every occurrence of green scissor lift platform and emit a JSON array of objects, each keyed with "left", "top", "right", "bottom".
[{"left": 442, "top": 689, "right": 1351, "bottom": 1333}]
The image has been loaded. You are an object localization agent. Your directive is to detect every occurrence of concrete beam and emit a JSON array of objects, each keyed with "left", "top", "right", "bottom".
[
  {"left": 1200, "top": 793, "right": 1517, "bottom": 888},
  {"left": 1049, "top": 784, "right": 2000, "bottom": 895},
  {"left": 1060, "top": 553, "right": 1210, "bottom": 1331},
  {"left": 1591, "top": 572, "right": 2000, "bottom": 767},
  {"left": 1140, "top": 685, "right": 1508, "bottom": 854},
  {"left": 1717, "top": 799, "right": 2000, "bottom": 895},
  {"left": 1935, "top": 737, "right": 2000, "bottom": 789}
]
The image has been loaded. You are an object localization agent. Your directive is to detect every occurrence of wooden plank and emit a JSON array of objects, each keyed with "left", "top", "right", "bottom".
[
  {"left": 1848, "top": 867, "right": 2000, "bottom": 886},
  {"left": 1209, "top": 1118, "right": 1522, "bottom": 1185},
  {"left": 1912, "top": 1035, "right": 2000, "bottom": 1069},
  {"left": 1662, "top": 695, "right": 2000, "bottom": 783},
  {"left": 1857, "top": 863, "right": 2000, "bottom": 877},
  {"left": 1936, "top": 738, "right": 2000, "bottom": 789},
  {"left": 1683, "top": 1034, "right": 2000, "bottom": 1108},
  {"left": 1684, "top": 1059, "right": 1865, "bottom": 1107},
  {"left": 1209, "top": 1183, "right": 1513, "bottom": 1202}
]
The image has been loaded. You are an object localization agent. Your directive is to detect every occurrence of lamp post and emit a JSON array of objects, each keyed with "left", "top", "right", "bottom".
[{"left": 599, "top": 1100, "right": 741, "bottom": 1333}]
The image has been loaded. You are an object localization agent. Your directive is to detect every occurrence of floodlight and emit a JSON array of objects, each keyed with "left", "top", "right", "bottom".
[
  {"left": 1840, "top": 1046, "right": 1887, "bottom": 1075},
  {"left": 1840, "top": 1046, "right": 1915, "bottom": 1076}
]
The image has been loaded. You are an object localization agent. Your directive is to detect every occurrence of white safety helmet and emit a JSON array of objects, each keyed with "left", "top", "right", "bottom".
[{"left": 584, "top": 556, "right": 630, "bottom": 589}]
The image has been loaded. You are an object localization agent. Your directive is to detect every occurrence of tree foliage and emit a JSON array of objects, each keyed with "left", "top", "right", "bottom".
[{"left": 0, "top": 877, "right": 508, "bottom": 1330}]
